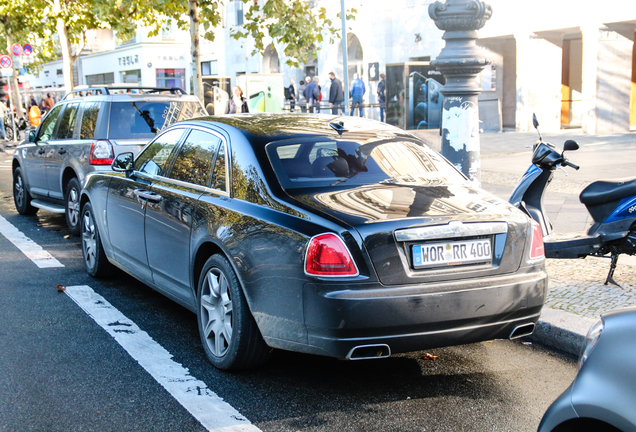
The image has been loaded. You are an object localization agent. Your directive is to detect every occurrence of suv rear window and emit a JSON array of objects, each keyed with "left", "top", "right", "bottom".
[
  {"left": 108, "top": 101, "right": 206, "bottom": 139},
  {"left": 266, "top": 138, "right": 466, "bottom": 190}
]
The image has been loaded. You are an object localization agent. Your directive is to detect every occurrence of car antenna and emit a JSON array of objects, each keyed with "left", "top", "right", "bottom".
[{"left": 329, "top": 120, "right": 348, "bottom": 136}]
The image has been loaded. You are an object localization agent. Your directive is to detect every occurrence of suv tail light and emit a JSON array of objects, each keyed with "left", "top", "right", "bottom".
[
  {"left": 90, "top": 140, "right": 114, "bottom": 165},
  {"left": 529, "top": 220, "right": 544, "bottom": 260},
  {"left": 305, "top": 234, "right": 359, "bottom": 277}
]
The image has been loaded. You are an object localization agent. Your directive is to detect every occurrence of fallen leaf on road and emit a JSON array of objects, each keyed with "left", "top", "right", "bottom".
[
  {"left": 56, "top": 284, "right": 66, "bottom": 292},
  {"left": 419, "top": 353, "right": 438, "bottom": 360}
]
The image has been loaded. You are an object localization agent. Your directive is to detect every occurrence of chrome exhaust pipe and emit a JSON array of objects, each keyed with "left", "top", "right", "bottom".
[
  {"left": 346, "top": 344, "right": 391, "bottom": 360},
  {"left": 509, "top": 323, "right": 536, "bottom": 340}
]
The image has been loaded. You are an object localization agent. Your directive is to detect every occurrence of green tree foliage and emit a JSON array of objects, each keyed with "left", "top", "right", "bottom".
[{"left": 232, "top": 0, "right": 357, "bottom": 67}]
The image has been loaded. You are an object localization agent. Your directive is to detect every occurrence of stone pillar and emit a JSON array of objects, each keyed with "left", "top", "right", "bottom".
[{"left": 428, "top": 0, "right": 493, "bottom": 184}]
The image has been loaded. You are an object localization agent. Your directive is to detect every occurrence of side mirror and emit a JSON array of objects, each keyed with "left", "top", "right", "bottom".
[
  {"left": 563, "top": 139, "right": 579, "bottom": 152},
  {"left": 28, "top": 130, "right": 37, "bottom": 143},
  {"left": 532, "top": 113, "right": 539, "bottom": 129},
  {"left": 112, "top": 152, "right": 134, "bottom": 172}
]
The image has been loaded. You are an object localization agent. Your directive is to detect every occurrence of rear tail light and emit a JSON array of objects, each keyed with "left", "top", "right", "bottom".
[
  {"left": 305, "top": 234, "right": 359, "bottom": 277},
  {"left": 90, "top": 140, "right": 114, "bottom": 165},
  {"left": 529, "top": 219, "right": 545, "bottom": 260}
]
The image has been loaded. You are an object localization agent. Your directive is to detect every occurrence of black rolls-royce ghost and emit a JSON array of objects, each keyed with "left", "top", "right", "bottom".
[{"left": 79, "top": 114, "right": 547, "bottom": 371}]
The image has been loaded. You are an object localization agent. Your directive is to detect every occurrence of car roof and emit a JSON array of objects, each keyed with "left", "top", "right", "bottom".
[{"left": 177, "top": 113, "right": 413, "bottom": 145}]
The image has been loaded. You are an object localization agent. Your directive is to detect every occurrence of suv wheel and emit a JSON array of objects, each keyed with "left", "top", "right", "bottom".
[
  {"left": 13, "top": 167, "right": 38, "bottom": 215},
  {"left": 65, "top": 178, "right": 81, "bottom": 236}
]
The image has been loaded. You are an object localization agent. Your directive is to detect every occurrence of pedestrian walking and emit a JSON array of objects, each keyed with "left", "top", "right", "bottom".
[
  {"left": 29, "top": 103, "right": 41, "bottom": 127},
  {"left": 315, "top": 77, "right": 322, "bottom": 113},
  {"left": 43, "top": 93, "right": 55, "bottom": 112},
  {"left": 328, "top": 72, "right": 344, "bottom": 115},
  {"left": 0, "top": 100, "right": 8, "bottom": 141},
  {"left": 225, "top": 86, "right": 249, "bottom": 114},
  {"left": 303, "top": 76, "right": 320, "bottom": 113},
  {"left": 377, "top": 73, "right": 386, "bottom": 122},
  {"left": 287, "top": 78, "right": 297, "bottom": 112},
  {"left": 350, "top": 73, "right": 366, "bottom": 117}
]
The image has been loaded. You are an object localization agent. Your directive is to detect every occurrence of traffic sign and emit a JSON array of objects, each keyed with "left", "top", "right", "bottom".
[
  {"left": 12, "top": 43, "right": 23, "bottom": 56},
  {"left": 23, "top": 44, "right": 33, "bottom": 56},
  {"left": 0, "top": 55, "right": 12, "bottom": 69}
]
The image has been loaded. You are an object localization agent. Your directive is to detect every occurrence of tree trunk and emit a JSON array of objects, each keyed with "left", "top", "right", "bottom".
[
  {"left": 2, "top": 22, "right": 24, "bottom": 118},
  {"left": 189, "top": 0, "right": 202, "bottom": 100},
  {"left": 54, "top": 0, "right": 74, "bottom": 91}
]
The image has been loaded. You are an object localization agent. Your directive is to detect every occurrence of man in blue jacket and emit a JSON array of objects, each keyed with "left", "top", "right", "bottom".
[
  {"left": 303, "top": 76, "right": 320, "bottom": 113},
  {"left": 350, "top": 73, "right": 365, "bottom": 117}
]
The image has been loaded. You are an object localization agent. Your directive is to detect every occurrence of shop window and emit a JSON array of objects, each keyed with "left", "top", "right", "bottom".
[
  {"left": 235, "top": 1, "right": 244, "bottom": 25},
  {"left": 156, "top": 68, "right": 186, "bottom": 90},
  {"left": 121, "top": 69, "right": 141, "bottom": 84},
  {"left": 86, "top": 72, "right": 115, "bottom": 85},
  {"left": 201, "top": 61, "right": 218, "bottom": 76}
]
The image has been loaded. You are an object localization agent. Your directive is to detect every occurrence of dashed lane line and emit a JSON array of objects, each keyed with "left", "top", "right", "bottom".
[
  {"left": 65, "top": 285, "right": 261, "bottom": 432},
  {"left": 0, "top": 215, "right": 64, "bottom": 268}
]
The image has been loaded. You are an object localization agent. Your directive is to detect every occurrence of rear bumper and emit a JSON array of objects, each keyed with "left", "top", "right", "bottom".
[{"left": 298, "top": 268, "right": 547, "bottom": 359}]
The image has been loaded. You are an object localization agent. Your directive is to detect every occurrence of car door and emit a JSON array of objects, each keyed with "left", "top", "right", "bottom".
[
  {"left": 106, "top": 127, "right": 186, "bottom": 282},
  {"left": 144, "top": 128, "right": 223, "bottom": 305},
  {"left": 21, "top": 105, "right": 63, "bottom": 198},
  {"left": 46, "top": 102, "right": 81, "bottom": 200}
]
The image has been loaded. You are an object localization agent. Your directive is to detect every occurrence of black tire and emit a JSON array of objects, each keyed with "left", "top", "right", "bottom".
[
  {"left": 13, "top": 167, "right": 38, "bottom": 215},
  {"left": 197, "top": 254, "right": 271, "bottom": 371},
  {"left": 81, "top": 201, "right": 111, "bottom": 278},
  {"left": 65, "top": 178, "right": 81, "bottom": 236}
]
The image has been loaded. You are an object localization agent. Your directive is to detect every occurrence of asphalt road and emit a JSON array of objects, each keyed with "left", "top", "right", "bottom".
[{"left": 0, "top": 150, "right": 577, "bottom": 432}]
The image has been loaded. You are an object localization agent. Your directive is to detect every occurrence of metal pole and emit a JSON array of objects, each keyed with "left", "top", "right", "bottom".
[
  {"left": 428, "top": 0, "right": 493, "bottom": 185},
  {"left": 7, "top": 81, "right": 17, "bottom": 143},
  {"left": 341, "top": 0, "right": 350, "bottom": 115}
]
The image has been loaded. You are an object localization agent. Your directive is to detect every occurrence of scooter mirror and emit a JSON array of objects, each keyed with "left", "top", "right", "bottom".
[
  {"left": 563, "top": 140, "right": 579, "bottom": 151},
  {"left": 532, "top": 113, "right": 539, "bottom": 129}
]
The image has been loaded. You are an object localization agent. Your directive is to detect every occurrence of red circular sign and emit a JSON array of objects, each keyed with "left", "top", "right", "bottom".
[
  {"left": 23, "top": 44, "right": 33, "bottom": 56},
  {"left": 0, "top": 55, "right": 12, "bottom": 69},
  {"left": 12, "top": 43, "right": 23, "bottom": 56}
]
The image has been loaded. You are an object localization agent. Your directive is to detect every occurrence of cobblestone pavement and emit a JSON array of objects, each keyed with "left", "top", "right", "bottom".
[{"left": 545, "top": 257, "right": 636, "bottom": 319}]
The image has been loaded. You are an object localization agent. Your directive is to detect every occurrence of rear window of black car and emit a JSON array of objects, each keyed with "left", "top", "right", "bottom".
[
  {"left": 107, "top": 101, "right": 206, "bottom": 140},
  {"left": 266, "top": 138, "right": 466, "bottom": 189}
]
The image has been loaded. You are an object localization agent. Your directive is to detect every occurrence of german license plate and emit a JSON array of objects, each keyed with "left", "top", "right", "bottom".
[{"left": 412, "top": 238, "right": 492, "bottom": 269}]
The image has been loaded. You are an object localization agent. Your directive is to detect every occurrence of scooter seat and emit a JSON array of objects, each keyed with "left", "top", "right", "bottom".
[{"left": 580, "top": 177, "right": 636, "bottom": 205}]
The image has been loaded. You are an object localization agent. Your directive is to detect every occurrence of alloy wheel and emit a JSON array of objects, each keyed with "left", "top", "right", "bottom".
[
  {"left": 14, "top": 173, "right": 24, "bottom": 209},
  {"left": 82, "top": 210, "right": 97, "bottom": 271},
  {"left": 67, "top": 187, "right": 80, "bottom": 228},
  {"left": 200, "top": 268, "right": 233, "bottom": 357}
]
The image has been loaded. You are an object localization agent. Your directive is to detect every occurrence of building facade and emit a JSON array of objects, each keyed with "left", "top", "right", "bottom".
[{"left": 20, "top": 0, "right": 636, "bottom": 134}]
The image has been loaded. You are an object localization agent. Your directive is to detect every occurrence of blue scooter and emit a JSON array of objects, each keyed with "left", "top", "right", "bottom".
[{"left": 510, "top": 114, "right": 636, "bottom": 286}]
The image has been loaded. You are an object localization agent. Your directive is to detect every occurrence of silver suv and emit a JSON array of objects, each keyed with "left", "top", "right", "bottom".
[{"left": 12, "top": 86, "right": 206, "bottom": 235}]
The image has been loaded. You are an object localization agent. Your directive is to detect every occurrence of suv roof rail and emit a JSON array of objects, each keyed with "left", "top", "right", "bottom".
[{"left": 62, "top": 86, "right": 187, "bottom": 100}]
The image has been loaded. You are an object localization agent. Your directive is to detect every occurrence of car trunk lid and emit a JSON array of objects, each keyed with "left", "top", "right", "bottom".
[{"left": 287, "top": 183, "right": 531, "bottom": 285}]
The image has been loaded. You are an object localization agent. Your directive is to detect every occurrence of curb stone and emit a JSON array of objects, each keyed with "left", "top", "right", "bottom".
[{"left": 533, "top": 308, "right": 597, "bottom": 357}]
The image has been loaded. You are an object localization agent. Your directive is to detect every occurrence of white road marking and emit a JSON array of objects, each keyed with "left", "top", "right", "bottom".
[
  {"left": 64, "top": 285, "right": 261, "bottom": 432},
  {"left": 0, "top": 215, "right": 64, "bottom": 268}
]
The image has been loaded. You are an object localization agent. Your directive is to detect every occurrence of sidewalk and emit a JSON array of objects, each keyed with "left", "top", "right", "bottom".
[{"left": 480, "top": 129, "right": 636, "bottom": 355}]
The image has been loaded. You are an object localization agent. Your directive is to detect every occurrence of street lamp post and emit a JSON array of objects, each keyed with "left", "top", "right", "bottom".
[{"left": 428, "top": 0, "right": 493, "bottom": 184}]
